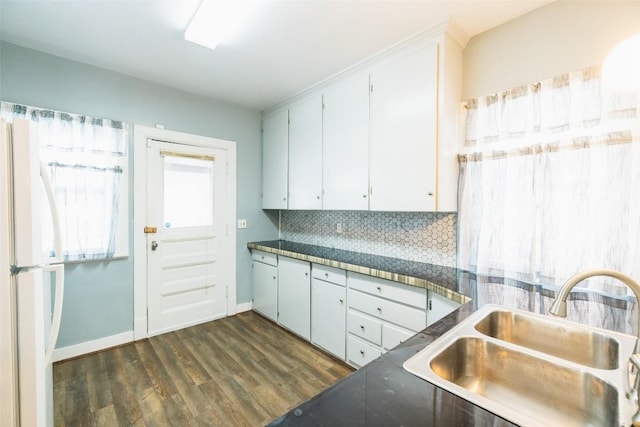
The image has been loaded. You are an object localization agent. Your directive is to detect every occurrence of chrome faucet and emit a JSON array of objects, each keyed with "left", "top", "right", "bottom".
[{"left": 549, "top": 269, "right": 640, "bottom": 425}]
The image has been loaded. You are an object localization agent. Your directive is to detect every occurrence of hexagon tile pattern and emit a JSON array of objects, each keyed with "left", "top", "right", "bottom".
[{"left": 279, "top": 211, "right": 457, "bottom": 267}]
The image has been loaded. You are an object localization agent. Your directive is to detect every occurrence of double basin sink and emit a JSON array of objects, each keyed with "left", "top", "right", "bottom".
[{"left": 403, "top": 304, "right": 638, "bottom": 427}]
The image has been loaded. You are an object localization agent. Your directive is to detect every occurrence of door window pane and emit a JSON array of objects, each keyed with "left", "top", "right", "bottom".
[{"left": 163, "top": 155, "right": 214, "bottom": 229}]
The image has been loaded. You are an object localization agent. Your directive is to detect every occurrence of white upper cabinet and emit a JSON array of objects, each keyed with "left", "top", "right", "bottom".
[
  {"left": 261, "top": 22, "right": 466, "bottom": 212},
  {"left": 322, "top": 72, "right": 371, "bottom": 210},
  {"left": 369, "top": 43, "right": 438, "bottom": 212},
  {"left": 288, "top": 95, "right": 323, "bottom": 209},
  {"left": 262, "top": 110, "right": 289, "bottom": 209}
]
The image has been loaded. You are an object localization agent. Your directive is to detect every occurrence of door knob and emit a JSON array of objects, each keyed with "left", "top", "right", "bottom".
[{"left": 151, "top": 241, "right": 158, "bottom": 251}]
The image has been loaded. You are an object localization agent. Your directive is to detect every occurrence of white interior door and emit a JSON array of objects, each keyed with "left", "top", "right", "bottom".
[{"left": 146, "top": 139, "right": 230, "bottom": 336}]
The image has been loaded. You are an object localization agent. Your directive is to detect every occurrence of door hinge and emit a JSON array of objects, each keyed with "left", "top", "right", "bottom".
[
  {"left": 370, "top": 84, "right": 374, "bottom": 93},
  {"left": 429, "top": 299, "right": 432, "bottom": 311}
]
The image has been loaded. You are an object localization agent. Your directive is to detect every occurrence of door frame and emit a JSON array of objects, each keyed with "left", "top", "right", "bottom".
[{"left": 133, "top": 125, "right": 237, "bottom": 340}]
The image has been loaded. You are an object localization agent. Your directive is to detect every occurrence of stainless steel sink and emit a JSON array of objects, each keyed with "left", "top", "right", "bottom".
[
  {"left": 474, "top": 307, "right": 619, "bottom": 369},
  {"left": 404, "top": 304, "right": 639, "bottom": 427}
]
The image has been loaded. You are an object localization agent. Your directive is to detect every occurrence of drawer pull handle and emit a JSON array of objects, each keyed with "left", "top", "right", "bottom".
[{"left": 360, "top": 350, "right": 365, "bottom": 355}]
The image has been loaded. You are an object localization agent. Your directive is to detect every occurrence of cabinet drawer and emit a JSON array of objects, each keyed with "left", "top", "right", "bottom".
[
  {"left": 382, "top": 323, "right": 414, "bottom": 351},
  {"left": 347, "top": 336, "right": 381, "bottom": 368},
  {"left": 348, "top": 289, "right": 426, "bottom": 332},
  {"left": 312, "top": 264, "right": 346, "bottom": 286},
  {"left": 347, "top": 272, "right": 426, "bottom": 309},
  {"left": 347, "top": 310, "right": 381, "bottom": 346},
  {"left": 251, "top": 250, "right": 278, "bottom": 267}
]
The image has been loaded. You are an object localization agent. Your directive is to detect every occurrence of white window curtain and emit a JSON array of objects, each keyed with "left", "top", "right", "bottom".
[
  {"left": 458, "top": 67, "right": 640, "bottom": 334},
  {"left": 1, "top": 102, "right": 128, "bottom": 261}
]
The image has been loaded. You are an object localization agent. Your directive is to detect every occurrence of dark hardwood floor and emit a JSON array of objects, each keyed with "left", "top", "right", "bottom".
[{"left": 53, "top": 311, "right": 354, "bottom": 426}]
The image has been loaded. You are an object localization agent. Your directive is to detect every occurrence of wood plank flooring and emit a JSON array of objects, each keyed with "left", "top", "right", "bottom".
[{"left": 53, "top": 311, "right": 354, "bottom": 426}]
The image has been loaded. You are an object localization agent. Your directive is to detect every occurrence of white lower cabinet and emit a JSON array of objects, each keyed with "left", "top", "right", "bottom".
[
  {"left": 251, "top": 251, "right": 461, "bottom": 369},
  {"left": 251, "top": 250, "right": 278, "bottom": 322},
  {"left": 427, "top": 291, "right": 462, "bottom": 326},
  {"left": 382, "top": 323, "right": 415, "bottom": 351},
  {"left": 311, "top": 276, "right": 346, "bottom": 359},
  {"left": 346, "top": 272, "right": 428, "bottom": 369},
  {"left": 347, "top": 336, "right": 382, "bottom": 368},
  {"left": 347, "top": 310, "right": 382, "bottom": 346},
  {"left": 278, "top": 257, "right": 311, "bottom": 340}
]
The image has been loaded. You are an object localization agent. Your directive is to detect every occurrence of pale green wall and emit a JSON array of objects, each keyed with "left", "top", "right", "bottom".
[
  {"left": 463, "top": 0, "right": 640, "bottom": 100},
  {"left": 0, "top": 41, "right": 278, "bottom": 347}
]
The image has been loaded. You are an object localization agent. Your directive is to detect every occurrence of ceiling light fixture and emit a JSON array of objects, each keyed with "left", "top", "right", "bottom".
[{"left": 185, "top": 0, "right": 257, "bottom": 50}]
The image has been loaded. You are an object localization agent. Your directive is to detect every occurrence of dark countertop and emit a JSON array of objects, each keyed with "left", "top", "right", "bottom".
[
  {"left": 267, "top": 273, "right": 516, "bottom": 427},
  {"left": 248, "top": 240, "right": 469, "bottom": 305},
  {"left": 247, "top": 240, "right": 516, "bottom": 427}
]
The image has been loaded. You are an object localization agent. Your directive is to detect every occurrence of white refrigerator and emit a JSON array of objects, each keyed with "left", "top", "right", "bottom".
[{"left": 0, "top": 118, "right": 65, "bottom": 427}]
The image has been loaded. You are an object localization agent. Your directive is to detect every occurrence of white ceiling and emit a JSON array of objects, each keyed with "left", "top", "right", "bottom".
[{"left": 0, "top": 0, "right": 551, "bottom": 111}]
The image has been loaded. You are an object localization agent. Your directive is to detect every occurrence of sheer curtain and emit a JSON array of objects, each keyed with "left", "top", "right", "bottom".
[
  {"left": 458, "top": 67, "right": 640, "bottom": 334},
  {"left": 1, "top": 102, "right": 128, "bottom": 261}
]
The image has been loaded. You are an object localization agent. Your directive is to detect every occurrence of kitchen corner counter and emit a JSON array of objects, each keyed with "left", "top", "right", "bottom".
[
  {"left": 247, "top": 240, "right": 470, "bottom": 305},
  {"left": 248, "top": 240, "right": 517, "bottom": 426},
  {"left": 268, "top": 305, "right": 516, "bottom": 427}
]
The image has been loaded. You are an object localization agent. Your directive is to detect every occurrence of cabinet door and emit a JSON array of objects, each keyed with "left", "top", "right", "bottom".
[
  {"left": 262, "top": 110, "right": 289, "bottom": 209},
  {"left": 427, "top": 291, "right": 461, "bottom": 326},
  {"left": 252, "top": 261, "right": 278, "bottom": 322},
  {"left": 288, "top": 95, "right": 323, "bottom": 209},
  {"left": 311, "top": 279, "right": 346, "bottom": 359},
  {"left": 369, "top": 43, "right": 438, "bottom": 212},
  {"left": 322, "top": 72, "right": 370, "bottom": 210},
  {"left": 278, "top": 257, "right": 311, "bottom": 339}
]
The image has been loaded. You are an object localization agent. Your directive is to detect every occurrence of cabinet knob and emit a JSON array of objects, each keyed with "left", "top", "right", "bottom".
[
  {"left": 376, "top": 286, "right": 381, "bottom": 292},
  {"left": 377, "top": 307, "right": 382, "bottom": 312},
  {"left": 428, "top": 192, "right": 434, "bottom": 196},
  {"left": 325, "top": 273, "right": 329, "bottom": 277},
  {"left": 362, "top": 194, "right": 367, "bottom": 198},
  {"left": 317, "top": 195, "right": 320, "bottom": 200},
  {"left": 272, "top": 276, "right": 276, "bottom": 280},
  {"left": 305, "top": 272, "right": 308, "bottom": 277},
  {"left": 339, "top": 299, "right": 344, "bottom": 304},
  {"left": 283, "top": 197, "right": 287, "bottom": 201},
  {"left": 360, "top": 325, "right": 365, "bottom": 330},
  {"left": 360, "top": 350, "right": 365, "bottom": 355}
]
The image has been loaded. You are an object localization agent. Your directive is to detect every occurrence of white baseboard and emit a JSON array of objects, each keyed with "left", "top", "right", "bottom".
[
  {"left": 53, "top": 306, "right": 252, "bottom": 362},
  {"left": 52, "top": 331, "right": 134, "bottom": 362},
  {"left": 236, "top": 301, "right": 252, "bottom": 313}
]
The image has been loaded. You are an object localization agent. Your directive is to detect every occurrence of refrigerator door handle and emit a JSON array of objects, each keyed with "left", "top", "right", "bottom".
[
  {"left": 43, "top": 263, "right": 64, "bottom": 366},
  {"left": 40, "top": 161, "right": 63, "bottom": 263}
]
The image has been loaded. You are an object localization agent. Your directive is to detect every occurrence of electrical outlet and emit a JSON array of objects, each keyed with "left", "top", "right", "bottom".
[
  {"left": 237, "top": 219, "right": 247, "bottom": 229},
  {"left": 336, "top": 222, "right": 343, "bottom": 233}
]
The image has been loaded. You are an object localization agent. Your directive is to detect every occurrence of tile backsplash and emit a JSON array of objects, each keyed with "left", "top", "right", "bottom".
[{"left": 279, "top": 210, "right": 457, "bottom": 267}]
